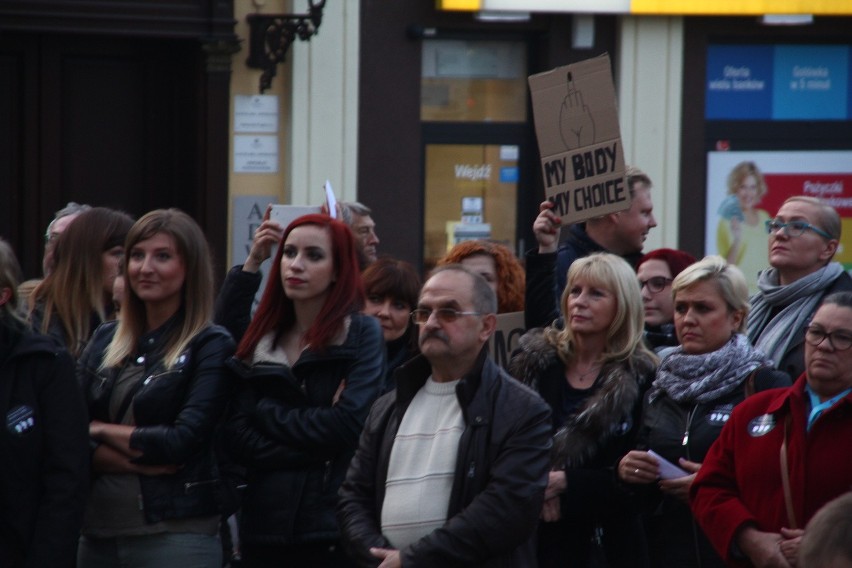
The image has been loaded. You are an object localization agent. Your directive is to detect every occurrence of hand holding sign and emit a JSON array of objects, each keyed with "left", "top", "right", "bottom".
[{"left": 529, "top": 54, "right": 630, "bottom": 225}]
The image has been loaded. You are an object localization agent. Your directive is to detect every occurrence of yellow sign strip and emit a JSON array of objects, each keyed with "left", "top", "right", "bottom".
[
  {"left": 632, "top": 0, "right": 852, "bottom": 14},
  {"left": 436, "top": 0, "right": 482, "bottom": 10}
]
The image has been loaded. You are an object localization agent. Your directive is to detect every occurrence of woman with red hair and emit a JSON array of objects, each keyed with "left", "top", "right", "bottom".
[
  {"left": 636, "top": 248, "right": 697, "bottom": 351},
  {"left": 437, "top": 240, "right": 525, "bottom": 313},
  {"left": 222, "top": 214, "right": 385, "bottom": 567}
]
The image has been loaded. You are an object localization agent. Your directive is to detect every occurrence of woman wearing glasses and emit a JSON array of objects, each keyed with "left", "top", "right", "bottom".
[
  {"left": 748, "top": 196, "right": 852, "bottom": 381},
  {"left": 618, "top": 255, "right": 789, "bottom": 568},
  {"left": 636, "top": 249, "right": 696, "bottom": 352},
  {"left": 509, "top": 253, "right": 658, "bottom": 568},
  {"left": 716, "top": 161, "right": 771, "bottom": 294},
  {"left": 222, "top": 214, "right": 385, "bottom": 567},
  {"left": 692, "top": 291, "right": 852, "bottom": 567}
]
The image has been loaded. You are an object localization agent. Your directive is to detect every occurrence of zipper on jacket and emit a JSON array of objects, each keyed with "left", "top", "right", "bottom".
[
  {"left": 184, "top": 479, "right": 218, "bottom": 493},
  {"left": 143, "top": 369, "right": 182, "bottom": 386},
  {"left": 322, "top": 460, "right": 333, "bottom": 490},
  {"left": 681, "top": 406, "right": 696, "bottom": 449}
]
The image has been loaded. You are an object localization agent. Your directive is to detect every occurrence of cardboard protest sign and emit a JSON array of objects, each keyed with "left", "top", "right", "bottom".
[
  {"left": 487, "top": 311, "right": 526, "bottom": 370},
  {"left": 529, "top": 54, "right": 630, "bottom": 224}
]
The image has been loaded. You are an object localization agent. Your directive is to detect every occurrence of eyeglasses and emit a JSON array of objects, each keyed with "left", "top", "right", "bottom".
[
  {"left": 804, "top": 325, "right": 852, "bottom": 351},
  {"left": 765, "top": 219, "right": 832, "bottom": 239},
  {"left": 639, "top": 276, "right": 673, "bottom": 294},
  {"left": 410, "top": 308, "right": 482, "bottom": 325}
]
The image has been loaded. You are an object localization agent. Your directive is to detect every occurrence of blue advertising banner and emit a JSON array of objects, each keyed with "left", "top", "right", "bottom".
[
  {"left": 706, "top": 44, "right": 851, "bottom": 121},
  {"left": 706, "top": 45, "right": 773, "bottom": 120},
  {"left": 773, "top": 45, "right": 849, "bottom": 120}
]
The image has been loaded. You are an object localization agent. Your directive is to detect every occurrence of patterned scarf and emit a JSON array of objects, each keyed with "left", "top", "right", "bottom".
[
  {"left": 747, "top": 262, "right": 844, "bottom": 366},
  {"left": 651, "top": 334, "right": 770, "bottom": 403}
]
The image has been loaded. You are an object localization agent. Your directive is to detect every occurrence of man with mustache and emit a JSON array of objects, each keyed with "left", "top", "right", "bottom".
[
  {"left": 338, "top": 265, "right": 552, "bottom": 568},
  {"left": 747, "top": 196, "right": 852, "bottom": 380}
]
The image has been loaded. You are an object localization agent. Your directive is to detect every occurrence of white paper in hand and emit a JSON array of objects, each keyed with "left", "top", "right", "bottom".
[
  {"left": 325, "top": 180, "right": 337, "bottom": 219},
  {"left": 647, "top": 449, "right": 688, "bottom": 480}
]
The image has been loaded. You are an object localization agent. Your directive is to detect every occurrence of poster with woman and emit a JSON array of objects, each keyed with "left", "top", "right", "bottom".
[{"left": 706, "top": 150, "right": 852, "bottom": 294}]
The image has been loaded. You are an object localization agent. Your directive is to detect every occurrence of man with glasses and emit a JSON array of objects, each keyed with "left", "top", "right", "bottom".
[
  {"left": 692, "top": 291, "right": 852, "bottom": 568},
  {"left": 338, "top": 265, "right": 552, "bottom": 567},
  {"left": 747, "top": 196, "right": 852, "bottom": 380}
]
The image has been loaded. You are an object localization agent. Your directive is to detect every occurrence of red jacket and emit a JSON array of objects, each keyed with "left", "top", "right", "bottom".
[{"left": 690, "top": 375, "right": 852, "bottom": 566}]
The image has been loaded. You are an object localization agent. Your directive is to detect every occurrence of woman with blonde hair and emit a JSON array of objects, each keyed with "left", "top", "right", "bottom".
[
  {"left": 28, "top": 206, "right": 134, "bottom": 357},
  {"left": 438, "top": 240, "right": 525, "bottom": 313},
  {"left": 618, "top": 255, "right": 789, "bottom": 567},
  {"left": 76, "top": 209, "right": 235, "bottom": 567},
  {"left": 716, "top": 161, "right": 771, "bottom": 293},
  {"left": 510, "top": 252, "right": 657, "bottom": 567}
]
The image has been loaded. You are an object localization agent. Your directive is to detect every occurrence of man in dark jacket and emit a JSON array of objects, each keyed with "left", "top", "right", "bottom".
[
  {"left": 0, "top": 240, "right": 89, "bottom": 567},
  {"left": 526, "top": 166, "right": 657, "bottom": 329},
  {"left": 338, "top": 265, "right": 552, "bottom": 567}
]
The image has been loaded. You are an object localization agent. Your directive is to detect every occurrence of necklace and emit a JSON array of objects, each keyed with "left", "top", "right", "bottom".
[{"left": 571, "top": 363, "right": 601, "bottom": 383}]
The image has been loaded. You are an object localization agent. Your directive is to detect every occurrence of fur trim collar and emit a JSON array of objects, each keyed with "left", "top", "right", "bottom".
[{"left": 509, "top": 328, "right": 656, "bottom": 468}]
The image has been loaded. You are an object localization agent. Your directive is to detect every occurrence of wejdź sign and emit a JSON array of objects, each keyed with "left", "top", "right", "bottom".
[{"left": 529, "top": 54, "right": 630, "bottom": 224}]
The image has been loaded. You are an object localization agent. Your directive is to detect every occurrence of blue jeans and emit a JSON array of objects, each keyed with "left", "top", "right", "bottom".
[{"left": 78, "top": 532, "right": 222, "bottom": 568}]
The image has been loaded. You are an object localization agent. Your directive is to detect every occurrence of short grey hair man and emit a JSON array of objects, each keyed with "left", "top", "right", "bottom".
[
  {"left": 340, "top": 201, "right": 380, "bottom": 264},
  {"left": 43, "top": 202, "right": 91, "bottom": 276}
]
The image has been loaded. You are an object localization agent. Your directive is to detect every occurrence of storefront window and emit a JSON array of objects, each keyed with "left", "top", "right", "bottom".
[
  {"left": 423, "top": 143, "right": 519, "bottom": 268},
  {"left": 421, "top": 40, "right": 527, "bottom": 122}
]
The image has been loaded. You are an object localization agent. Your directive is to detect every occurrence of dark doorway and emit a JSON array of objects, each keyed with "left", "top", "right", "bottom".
[{"left": 1, "top": 33, "right": 205, "bottom": 278}]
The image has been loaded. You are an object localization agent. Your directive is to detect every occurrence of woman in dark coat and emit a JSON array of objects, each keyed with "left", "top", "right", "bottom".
[
  {"left": 617, "top": 255, "right": 790, "bottom": 567},
  {"left": 510, "top": 253, "right": 657, "bottom": 568},
  {"left": 361, "top": 257, "right": 421, "bottom": 393},
  {"left": 222, "top": 214, "right": 385, "bottom": 567},
  {"left": 0, "top": 238, "right": 89, "bottom": 567}
]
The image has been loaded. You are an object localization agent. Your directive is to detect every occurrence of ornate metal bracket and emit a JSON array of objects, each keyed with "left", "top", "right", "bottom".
[{"left": 246, "top": 0, "right": 326, "bottom": 93}]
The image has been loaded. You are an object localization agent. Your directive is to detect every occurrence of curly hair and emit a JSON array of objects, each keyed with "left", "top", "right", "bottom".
[{"left": 437, "top": 240, "right": 524, "bottom": 313}]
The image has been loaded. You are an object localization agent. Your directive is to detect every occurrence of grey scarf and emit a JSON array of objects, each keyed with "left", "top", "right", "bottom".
[
  {"left": 651, "top": 334, "right": 769, "bottom": 403},
  {"left": 747, "top": 262, "right": 844, "bottom": 366}
]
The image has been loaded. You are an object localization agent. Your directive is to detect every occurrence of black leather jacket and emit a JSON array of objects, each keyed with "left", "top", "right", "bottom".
[
  {"left": 77, "top": 320, "right": 236, "bottom": 524},
  {"left": 222, "top": 313, "right": 386, "bottom": 546},
  {"left": 338, "top": 349, "right": 553, "bottom": 567}
]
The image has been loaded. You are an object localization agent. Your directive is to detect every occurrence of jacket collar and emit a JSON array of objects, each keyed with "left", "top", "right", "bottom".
[
  {"left": 393, "top": 345, "right": 490, "bottom": 410},
  {"left": 765, "top": 375, "right": 805, "bottom": 415},
  {"left": 765, "top": 374, "right": 852, "bottom": 415}
]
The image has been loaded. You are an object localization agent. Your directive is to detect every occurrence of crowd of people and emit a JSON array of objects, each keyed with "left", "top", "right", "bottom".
[{"left": 2, "top": 172, "right": 852, "bottom": 568}]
